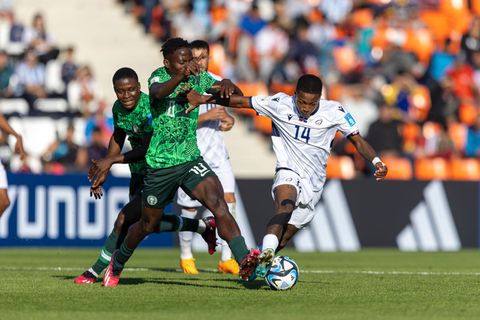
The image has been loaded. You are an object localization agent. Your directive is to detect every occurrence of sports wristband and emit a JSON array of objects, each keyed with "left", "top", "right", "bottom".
[{"left": 372, "top": 157, "right": 382, "bottom": 166}]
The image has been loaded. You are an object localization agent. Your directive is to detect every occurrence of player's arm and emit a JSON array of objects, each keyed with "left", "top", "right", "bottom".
[
  {"left": 0, "top": 113, "right": 26, "bottom": 160},
  {"left": 150, "top": 61, "right": 200, "bottom": 100},
  {"left": 185, "top": 91, "right": 251, "bottom": 113},
  {"left": 348, "top": 133, "right": 388, "bottom": 181}
]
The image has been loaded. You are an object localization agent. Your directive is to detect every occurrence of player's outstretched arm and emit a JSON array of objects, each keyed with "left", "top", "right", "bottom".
[
  {"left": 0, "top": 113, "right": 26, "bottom": 160},
  {"left": 348, "top": 134, "right": 388, "bottom": 181},
  {"left": 185, "top": 90, "right": 251, "bottom": 113}
]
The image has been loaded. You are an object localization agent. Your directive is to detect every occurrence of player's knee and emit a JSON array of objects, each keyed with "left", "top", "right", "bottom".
[
  {"left": 0, "top": 198, "right": 10, "bottom": 215},
  {"left": 113, "top": 213, "right": 125, "bottom": 233},
  {"left": 206, "top": 196, "right": 227, "bottom": 215}
]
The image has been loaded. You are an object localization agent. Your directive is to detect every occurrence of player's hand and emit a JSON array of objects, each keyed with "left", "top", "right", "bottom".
[
  {"left": 204, "top": 107, "right": 228, "bottom": 121},
  {"left": 374, "top": 162, "right": 388, "bottom": 181},
  {"left": 183, "top": 60, "right": 200, "bottom": 77},
  {"left": 219, "top": 114, "right": 235, "bottom": 131},
  {"left": 175, "top": 82, "right": 192, "bottom": 96},
  {"left": 185, "top": 90, "right": 211, "bottom": 114},
  {"left": 88, "top": 158, "right": 112, "bottom": 186},
  {"left": 90, "top": 186, "right": 103, "bottom": 200},
  {"left": 212, "top": 79, "right": 236, "bottom": 98},
  {"left": 91, "top": 170, "right": 108, "bottom": 189}
]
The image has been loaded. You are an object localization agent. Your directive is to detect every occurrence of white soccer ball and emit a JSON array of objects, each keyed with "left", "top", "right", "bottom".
[{"left": 264, "top": 255, "right": 299, "bottom": 290}]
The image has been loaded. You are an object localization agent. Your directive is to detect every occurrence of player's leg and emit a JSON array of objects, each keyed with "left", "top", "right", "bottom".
[
  {"left": 216, "top": 161, "right": 239, "bottom": 274},
  {"left": 256, "top": 184, "right": 297, "bottom": 277},
  {"left": 0, "top": 164, "right": 10, "bottom": 217},
  {"left": 183, "top": 158, "right": 259, "bottom": 280},
  {"left": 177, "top": 187, "right": 201, "bottom": 274},
  {"left": 0, "top": 188, "right": 10, "bottom": 217}
]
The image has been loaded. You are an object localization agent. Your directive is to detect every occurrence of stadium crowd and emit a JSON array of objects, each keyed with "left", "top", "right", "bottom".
[
  {"left": 118, "top": 0, "right": 480, "bottom": 179},
  {"left": 0, "top": 0, "right": 479, "bottom": 179}
]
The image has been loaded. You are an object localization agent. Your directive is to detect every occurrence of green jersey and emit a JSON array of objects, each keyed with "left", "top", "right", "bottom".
[
  {"left": 112, "top": 91, "right": 152, "bottom": 174},
  {"left": 146, "top": 67, "right": 217, "bottom": 168}
]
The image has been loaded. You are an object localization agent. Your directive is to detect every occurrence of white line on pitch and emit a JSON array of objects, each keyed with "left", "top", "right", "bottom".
[{"left": 0, "top": 266, "right": 480, "bottom": 276}]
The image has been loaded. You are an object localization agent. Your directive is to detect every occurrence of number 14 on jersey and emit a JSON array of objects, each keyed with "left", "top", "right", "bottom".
[{"left": 294, "top": 125, "right": 311, "bottom": 143}]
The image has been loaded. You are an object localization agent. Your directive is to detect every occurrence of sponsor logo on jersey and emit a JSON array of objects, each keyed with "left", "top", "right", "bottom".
[
  {"left": 338, "top": 106, "right": 345, "bottom": 113},
  {"left": 288, "top": 114, "right": 293, "bottom": 121},
  {"left": 132, "top": 125, "right": 140, "bottom": 134},
  {"left": 344, "top": 113, "right": 356, "bottom": 126},
  {"left": 315, "top": 119, "right": 323, "bottom": 125},
  {"left": 147, "top": 195, "right": 158, "bottom": 206},
  {"left": 272, "top": 97, "right": 280, "bottom": 102}
]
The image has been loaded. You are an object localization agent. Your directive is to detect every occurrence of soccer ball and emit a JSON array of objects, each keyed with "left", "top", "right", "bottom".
[{"left": 264, "top": 256, "right": 299, "bottom": 290}]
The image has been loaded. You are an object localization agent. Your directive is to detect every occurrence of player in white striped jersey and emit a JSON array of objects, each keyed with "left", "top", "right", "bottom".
[
  {"left": 176, "top": 40, "right": 240, "bottom": 275},
  {"left": 185, "top": 74, "right": 388, "bottom": 279}
]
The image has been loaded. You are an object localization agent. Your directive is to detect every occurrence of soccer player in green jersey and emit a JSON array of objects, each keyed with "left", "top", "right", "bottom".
[
  {"left": 104, "top": 39, "right": 261, "bottom": 287},
  {"left": 74, "top": 67, "right": 217, "bottom": 284}
]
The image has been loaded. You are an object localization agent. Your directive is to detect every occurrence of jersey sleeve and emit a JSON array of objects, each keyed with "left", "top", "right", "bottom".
[
  {"left": 148, "top": 67, "right": 169, "bottom": 88},
  {"left": 250, "top": 93, "right": 285, "bottom": 117},
  {"left": 194, "top": 71, "right": 217, "bottom": 94},
  {"left": 112, "top": 102, "right": 120, "bottom": 128},
  {"left": 335, "top": 104, "right": 360, "bottom": 137}
]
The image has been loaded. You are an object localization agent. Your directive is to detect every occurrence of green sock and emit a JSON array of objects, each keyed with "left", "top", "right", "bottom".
[
  {"left": 228, "top": 236, "right": 250, "bottom": 264},
  {"left": 159, "top": 215, "right": 199, "bottom": 232},
  {"left": 91, "top": 231, "right": 118, "bottom": 275},
  {"left": 113, "top": 242, "right": 135, "bottom": 269}
]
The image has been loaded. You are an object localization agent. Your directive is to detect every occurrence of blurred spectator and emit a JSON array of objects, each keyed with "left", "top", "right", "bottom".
[
  {"left": 0, "top": 49, "right": 13, "bottom": 97},
  {"left": 67, "top": 65, "right": 102, "bottom": 117},
  {"left": 41, "top": 124, "right": 81, "bottom": 174},
  {"left": 254, "top": 16, "right": 288, "bottom": 81},
  {"left": 14, "top": 46, "right": 47, "bottom": 110},
  {"left": 366, "top": 106, "right": 403, "bottom": 157},
  {"left": 171, "top": 1, "right": 207, "bottom": 41},
  {"left": 84, "top": 100, "right": 114, "bottom": 145},
  {"left": 23, "top": 13, "right": 59, "bottom": 64},
  {"left": 61, "top": 46, "right": 77, "bottom": 86},
  {"left": 340, "top": 85, "right": 378, "bottom": 136},
  {"left": 319, "top": 0, "right": 352, "bottom": 24},
  {"left": 76, "top": 126, "right": 108, "bottom": 171},
  {"left": 465, "top": 115, "right": 480, "bottom": 158},
  {"left": 460, "top": 16, "right": 480, "bottom": 67},
  {"left": 239, "top": 3, "right": 266, "bottom": 37}
]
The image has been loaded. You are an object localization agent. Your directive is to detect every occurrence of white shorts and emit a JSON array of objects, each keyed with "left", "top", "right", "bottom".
[
  {"left": 177, "top": 158, "right": 235, "bottom": 208},
  {"left": 0, "top": 162, "right": 8, "bottom": 189},
  {"left": 272, "top": 169, "right": 323, "bottom": 229}
]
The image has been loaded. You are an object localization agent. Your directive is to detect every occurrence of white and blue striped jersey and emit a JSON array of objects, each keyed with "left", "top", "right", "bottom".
[
  {"left": 250, "top": 92, "right": 359, "bottom": 191},
  {"left": 196, "top": 72, "right": 230, "bottom": 168}
]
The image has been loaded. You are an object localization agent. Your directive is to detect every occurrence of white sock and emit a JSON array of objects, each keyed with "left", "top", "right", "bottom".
[
  {"left": 262, "top": 234, "right": 279, "bottom": 253},
  {"left": 179, "top": 208, "right": 197, "bottom": 260},
  {"left": 220, "top": 202, "right": 236, "bottom": 261}
]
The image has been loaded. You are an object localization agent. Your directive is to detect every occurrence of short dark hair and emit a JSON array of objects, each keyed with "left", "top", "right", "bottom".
[
  {"left": 161, "top": 37, "right": 190, "bottom": 58},
  {"left": 296, "top": 74, "right": 323, "bottom": 95},
  {"left": 112, "top": 67, "right": 138, "bottom": 84},
  {"left": 190, "top": 40, "right": 210, "bottom": 53}
]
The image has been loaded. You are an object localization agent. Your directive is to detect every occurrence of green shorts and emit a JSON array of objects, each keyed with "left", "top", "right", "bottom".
[
  {"left": 142, "top": 157, "right": 216, "bottom": 208},
  {"left": 129, "top": 173, "right": 145, "bottom": 201}
]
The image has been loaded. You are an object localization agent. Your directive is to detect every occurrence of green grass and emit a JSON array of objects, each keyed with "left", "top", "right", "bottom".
[{"left": 1, "top": 249, "right": 480, "bottom": 320}]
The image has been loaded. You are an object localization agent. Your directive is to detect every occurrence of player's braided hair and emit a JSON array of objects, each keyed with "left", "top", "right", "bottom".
[
  {"left": 190, "top": 40, "right": 209, "bottom": 53},
  {"left": 112, "top": 67, "right": 138, "bottom": 84},
  {"left": 161, "top": 37, "right": 190, "bottom": 58},
  {"left": 296, "top": 74, "right": 323, "bottom": 95}
]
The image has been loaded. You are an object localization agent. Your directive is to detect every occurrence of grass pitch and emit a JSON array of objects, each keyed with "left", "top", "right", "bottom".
[{"left": 1, "top": 248, "right": 480, "bottom": 320}]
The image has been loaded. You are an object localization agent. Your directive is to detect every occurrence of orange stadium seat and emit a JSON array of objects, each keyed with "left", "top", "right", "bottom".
[
  {"left": 326, "top": 156, "right": 356, "bottom": 179},
  {"left": 459, "top": 103, "right": 478, "bottom": 126},
  {"left": 448, "top": 122, "right": 467, "bottom": 152},
  {"left": 351, "top": 9, "right": 374, "bottom": 29},
  {"left": 419, "top": 10, "right": 450, "bottom": 46},
  {"left": 449, "top": 158, "right": 480, "bottom": 180},
  {"left": 332, "top": 46, "right": 357, "bottom": 74},
  {"left": 253, "top": 115, "right": 272, "bottom": 135},
  {"left": 402, "top": 122, "right": 421, "bottom": 154},
  {"left": 382, "top": 156, "right": 413, "bottom": 180},
  {"left": 234, "top": 82, "right": 268, "bottom": 117},
  {"left": 474, "top": 1, "right": 480, "bottom": 15},
  {"left": 415, "top": 158, "right": 450, "bottom": 180},
  {"left": 208, "top": 43, "right": 225, "bottom": 77},
  {"left": 409, "top": 85, "right": 431, "bottom": 122},
  {"left": 270, "top": 83, "right": 295, "bottom": 95}
]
